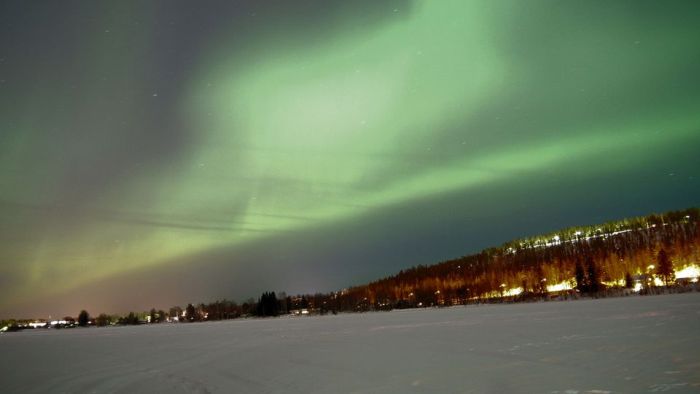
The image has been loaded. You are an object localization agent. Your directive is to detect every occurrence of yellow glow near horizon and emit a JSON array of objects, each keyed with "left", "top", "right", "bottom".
[
  {"left": 675, "top": 264, "right": 700, "bottom": 279},
  {"left": 547, "top": 281, "right": 574, "bottom": 293}
]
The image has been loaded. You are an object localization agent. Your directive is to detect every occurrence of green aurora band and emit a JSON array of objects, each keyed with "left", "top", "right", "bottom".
[{"left": 1, "top": 0, "right": 699, "bottom": 315}]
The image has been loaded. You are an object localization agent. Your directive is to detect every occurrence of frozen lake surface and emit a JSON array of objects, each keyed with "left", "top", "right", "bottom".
[{"left": 2, "top": 293, "right": 700, "bottom": 393}]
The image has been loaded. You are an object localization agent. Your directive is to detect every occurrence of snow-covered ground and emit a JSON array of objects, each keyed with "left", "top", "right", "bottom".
[{"left": 2, "top": 293, "right": 700, "bottom": 393}]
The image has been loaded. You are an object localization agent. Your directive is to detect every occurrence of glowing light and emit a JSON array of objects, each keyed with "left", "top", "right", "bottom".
[
  {"left": 603, "top": 279, "right": 626, "bottom": 287},
  {"left": 503, "top": 287, "right": 523, "bottom": 297},
  {"left": 546, "top": 281, "right": 573, "bottom": 293},
  {"left": 675, "top": 265, "right": 700, "bottom": 279},
  {"left": 633, "top": 282, "right": 643, "bottom": 292}
]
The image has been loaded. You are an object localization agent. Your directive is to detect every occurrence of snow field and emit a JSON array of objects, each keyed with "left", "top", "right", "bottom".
[{"left": 2, "top": 293, "right": 700, "bottom": 393}]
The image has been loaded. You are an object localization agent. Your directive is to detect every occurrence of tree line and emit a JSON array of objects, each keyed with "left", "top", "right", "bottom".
[
  {"left": 3, "top": 208, "right": 697, "bottom": 330},
  {"left": 116, "top": 208, "right": 700, "bottom": 321}
]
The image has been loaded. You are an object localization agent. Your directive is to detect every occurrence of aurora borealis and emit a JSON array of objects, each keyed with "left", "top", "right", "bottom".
[{"left": 1, "top": 0, "right": 699, "bottom": 317}]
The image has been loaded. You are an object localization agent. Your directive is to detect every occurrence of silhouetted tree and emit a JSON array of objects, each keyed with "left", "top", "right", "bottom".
[
  {"left": 185, "top": 303, "right": 196, "bottom": 322},
  {"left": 256, "top": 292, "right": 279, "bottom": 317},
  {"left": 575, "top": 261, "right": 587, "bottom": 293},
  {"left": 95, "top": 313, "right": 110, "bottom": 327},
  {"left": 78, "top": 310, "right": 89, "bottom": 327},
  {"left": 169, "top": 306, "right": 182, "bottom": 322},
  {"left": 656, "top": 249, "right": 675, "bottom": 286},
  {"left": 586, "top": 257, "right": 600, "bottom": 293},
  {"left": 119, "top": 312, "right": 139, "bottom": 325},
  {"left": 624, "top": 272, "right": 634, "bottom": 289},
  {"left": 241, "top": 298, "right": 255, "bottom": 316}
]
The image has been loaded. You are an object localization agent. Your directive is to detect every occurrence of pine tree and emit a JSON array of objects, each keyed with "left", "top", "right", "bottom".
[
  {"left": 256, "top": 292, "right": 280, "bottom": 317},
  {"left": 185, "top": 303, "right": 196, "bottom": 322},
  {"left": 586, "top": 257, "right": 600, "bottom": 293},
  {"left": 575, "top": 260, "right": 587, "bottom": 293},
  {"left": 95, "top": 313, "right": 110, "bottom": 327},
  {"left": 656, "top": 249, "right": 675, "bottom": 286},
  {"left": 78, "top": 310, "right": 89, "bottom": 327}
]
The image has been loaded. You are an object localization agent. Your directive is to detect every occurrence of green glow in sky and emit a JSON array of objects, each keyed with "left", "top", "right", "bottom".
[{"left": 1, "top": 0, "right": 699, "bottom": 316}]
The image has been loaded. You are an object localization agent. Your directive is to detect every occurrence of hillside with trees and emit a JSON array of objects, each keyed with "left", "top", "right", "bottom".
[
  {"left": 3, "top": 208, "right": 698, "bottom": 331},
  {"left": 326, "top": 208, "right": 699, "bottom": 310},
  {"left": 178, "top": 207, "right": 700, "bottom": 320},
  {"left": 95, "top": 207, "right": 700, "bottom": 322}
]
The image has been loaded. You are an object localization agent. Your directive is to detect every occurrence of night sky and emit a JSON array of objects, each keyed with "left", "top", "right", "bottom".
[{"left": 1, "top": 0, "right": 699, "bottom": 318}]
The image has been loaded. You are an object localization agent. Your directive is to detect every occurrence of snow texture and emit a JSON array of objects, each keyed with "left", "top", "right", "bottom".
[{"left": 2, "top": 293, "right": 700, "bottom": 393}]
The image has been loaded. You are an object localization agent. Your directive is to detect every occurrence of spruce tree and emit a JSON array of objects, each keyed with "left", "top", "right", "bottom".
[
  {"left": 78, "top": 310, "right": 89, "bottom": 327},
  {"left": 656, "top": 249, "right": 675, "bottom": 286},
  {"left": 586, "top": 257, "right": 600, "bottom": 293},
  {"left": 624, "top": 272, "right": 634, "bottom": 289},
  {"left": 575, "top": 261, "right": 587, "bottom": 293}
]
